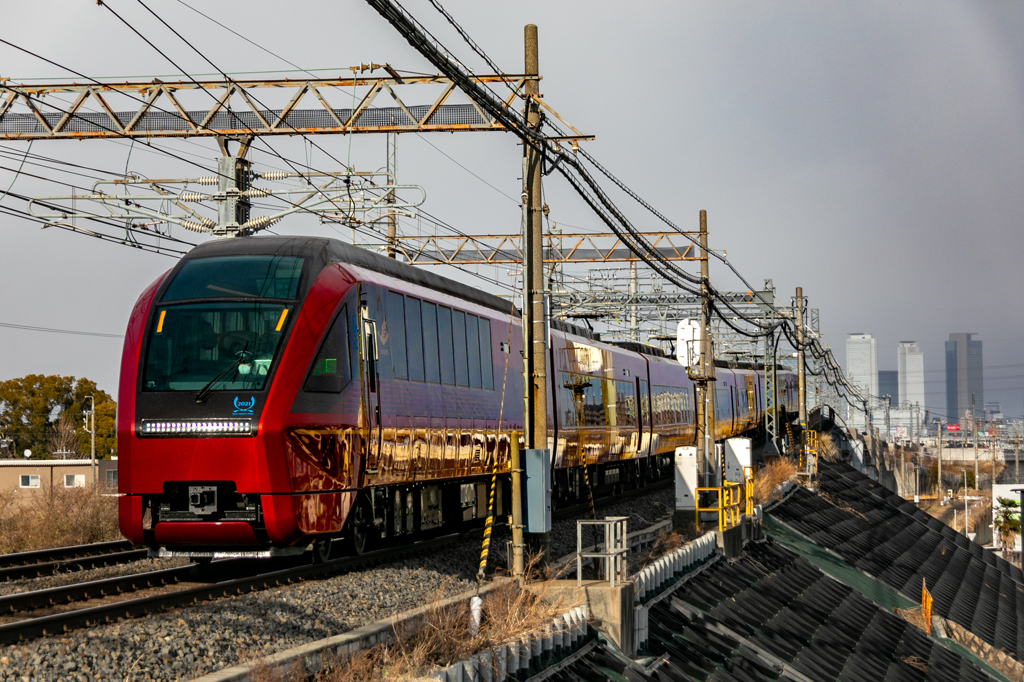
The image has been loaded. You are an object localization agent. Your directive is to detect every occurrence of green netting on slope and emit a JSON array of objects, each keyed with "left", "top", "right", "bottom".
[{"left": 763, "top": 514, "right": 916, "bottom": 611}]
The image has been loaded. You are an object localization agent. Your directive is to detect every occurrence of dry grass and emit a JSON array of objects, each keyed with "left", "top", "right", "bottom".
[
  {"left": 0, "top": 483, "right": 120, "bottom": 554},
  {"left": 635, "top": 529, "right": 689, "bottom": 573},
  {"left": 817, "top": 433, "right": 839, "bottom": 462},
  {"left": 894, "top": 606, "right": 928, "bottom": 631},
  {"left": 901, "top": 655, "right": 930, "bottom": 674},
  {"left": 751, "top": 458, "right": 798, "bottom": 506},
  {"left": 312, "top": 575, "right": 580, "bottom": 682}
]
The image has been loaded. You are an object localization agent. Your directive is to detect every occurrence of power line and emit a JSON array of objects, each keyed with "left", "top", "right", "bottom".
[{"left": 0, "top": 322, "right": 123, "bottom": 338}]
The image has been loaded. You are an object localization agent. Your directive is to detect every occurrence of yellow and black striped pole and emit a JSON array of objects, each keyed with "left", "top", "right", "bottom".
[
  {"left": 476, "top": 445, "right": 501, "bottom": 583},
  {"left": 583, "top": 464, "right": 597, "bottom": 521}
]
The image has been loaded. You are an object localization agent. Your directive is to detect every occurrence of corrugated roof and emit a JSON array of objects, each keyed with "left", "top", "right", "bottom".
[
  {"left": 768, "top": 461, "right": 1024, "bottom": 665},
  {"left": 546, "top": 540, "right": 1003, "bottom": 681}
]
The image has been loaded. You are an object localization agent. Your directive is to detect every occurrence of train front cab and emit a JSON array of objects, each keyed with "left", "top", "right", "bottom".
[{"left": 118, "top": 242, "right": 365, "bottom": 558}]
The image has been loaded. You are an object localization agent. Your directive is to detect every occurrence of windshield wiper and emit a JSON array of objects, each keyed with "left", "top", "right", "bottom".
[{"left": 195, "top": 346, "right": 251, "bottom": 404}]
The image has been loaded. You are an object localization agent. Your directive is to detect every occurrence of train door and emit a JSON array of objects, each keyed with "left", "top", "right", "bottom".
[
  {"left": 636, "top": 376, "right": 651, "bottom": 457},
  {"left": 360, "top": 287, "right": 382, "bottom": 476}
]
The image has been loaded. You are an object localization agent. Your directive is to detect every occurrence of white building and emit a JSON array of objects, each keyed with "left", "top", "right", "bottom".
[
  {"left": 898, "top": 341, "right": 925, "bottom": 433},
  {"left": 846, "top": 333, "right": 878, "bottom": 431}
]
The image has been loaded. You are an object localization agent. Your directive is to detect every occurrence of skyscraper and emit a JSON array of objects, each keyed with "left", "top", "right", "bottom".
[
  {"left": 897, "top": 341, "right": 925, "bottom": 409},
  {"left": 945, "top": 333, "right": 984, "bottom": 426},
  {"left": 878, "top": 371, "right": 898, "bottom": 407},
  {"left": 846, "top": 333, "right": 877, "bottom": 430}
]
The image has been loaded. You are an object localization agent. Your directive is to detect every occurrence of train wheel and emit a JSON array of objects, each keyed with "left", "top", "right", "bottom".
[
  {"left": 344, "top": 498, "right": 375, "bottom": 556},
  {"left": 312, "top": 538, "right": 333, "bottom": 563}
]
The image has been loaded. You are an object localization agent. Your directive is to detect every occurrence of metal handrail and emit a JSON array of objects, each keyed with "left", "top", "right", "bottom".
[
  {"left": 576, "top": 517, "right": 629, "bottom": 586},
  {"left": 695, "top": 481, "right": 743, "bottom": 532}
]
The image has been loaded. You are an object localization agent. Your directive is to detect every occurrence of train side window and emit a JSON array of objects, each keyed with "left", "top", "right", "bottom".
[
  {"left": 405, "top": 296, "right": 425, "bottom": 382},
  {"left": 584, "top": 380, "right": 606, "bottom": 427},
  {"left": 466, "top": 314, "right": 481, "bottom": 388},
  {"left": 386, "top": 292, "right": 407, "bottom": 380},
  {"left": 452, "top": 310, "right": 469, "bottom": 387},
  {"left": 422, "top": 302, "right": 440, "bottom": 383},
  {"left": 638, "top": 379, "right": 650, "bottom": 427},
  {"left": 479, "top": 318, "right": 493, "bottom": 390},
  {"left": 304, "top": 304, "right": 352, "bottom": 393},
  {"left": 438, "top": 306, "right": 455, "bottom": 385}
]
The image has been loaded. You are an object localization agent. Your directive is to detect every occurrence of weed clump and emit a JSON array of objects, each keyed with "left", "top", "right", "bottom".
[
  {"left": 751, "top": 458, "right": 798, "bottom": 506},
  {"left": 0, "top": 484, "right": 120, "bottom": 554}
]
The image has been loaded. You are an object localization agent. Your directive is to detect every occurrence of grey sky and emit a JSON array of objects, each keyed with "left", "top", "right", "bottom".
[{"left": 0, "top": 1, "right": 1021, "bottom": 421}]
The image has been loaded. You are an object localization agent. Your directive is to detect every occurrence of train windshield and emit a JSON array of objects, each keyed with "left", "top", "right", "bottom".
[
  {"left": 142, "top": 302, "right": 293, "bottom": 391},
  {"left": 141, "top": 255, "right": 305, "bottom": 392}
]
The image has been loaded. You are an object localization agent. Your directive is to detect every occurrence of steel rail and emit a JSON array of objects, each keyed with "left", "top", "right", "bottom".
[
  {"left": 0, "top": 549, "right": 149, "bottom": 582},
  {"left": 0, "top": 562, "right": 202, "bottom": 614},
  {"left": 0, "top": 476, "right": 671, "bottom": 644},
  {"left": 0, "top": 540, "right": 133, "bottom": 569},
  {"left": 0, "top": 531, "right": 464, "bottom": 645}
]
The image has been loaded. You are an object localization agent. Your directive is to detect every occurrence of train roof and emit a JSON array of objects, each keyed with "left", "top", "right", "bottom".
[{"left": 183, "top": 235, "right": 517, "bottom": 316}]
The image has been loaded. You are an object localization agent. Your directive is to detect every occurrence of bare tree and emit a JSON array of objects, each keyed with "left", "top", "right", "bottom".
[{"left": 49, "top": 412, "right": 79, "bottom": 459}]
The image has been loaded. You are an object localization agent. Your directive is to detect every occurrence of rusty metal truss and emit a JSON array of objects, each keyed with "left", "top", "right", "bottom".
[
  {"left": 392, "top": 231, "right": 699, "bottom": 265},
  {"left": 0, "top": 74, "right": 562, "bottom": 141}
]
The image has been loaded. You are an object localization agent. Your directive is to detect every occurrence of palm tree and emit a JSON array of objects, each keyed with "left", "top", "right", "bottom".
[{"left": 993, "top": 497, "right": 1021, "bottom": 560}]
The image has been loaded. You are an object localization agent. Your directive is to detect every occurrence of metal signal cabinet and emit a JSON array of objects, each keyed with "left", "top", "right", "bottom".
[
  {"left": 523, "top": 448, "right": 551, "bottom": 534},
  {"left": 674, "top": 446, "right": 698, "bottom": 512}
]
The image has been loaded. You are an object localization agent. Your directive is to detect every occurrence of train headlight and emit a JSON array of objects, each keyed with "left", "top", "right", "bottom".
[{"left": 138, "top": 419, "right": 255, "bottom": 437}]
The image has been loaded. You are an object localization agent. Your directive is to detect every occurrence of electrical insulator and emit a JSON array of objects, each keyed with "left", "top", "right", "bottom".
[
  {"left": 180, "top": 220, "right": 210, "bottom": 233},
  {"left": 178, "top": 192, "right": 209, "bottom": 202},
  {"left": 243, "top": 187, "right": 272, "bottom": 198},
  {"left": 260, "top": 171, "right": 289, "bottom": 180},
  {"left": 242, "top": 215, "right": 280, "bottom": 231},
  {"left": 194, "top": 176, "right": 219, "bottom": 185}
]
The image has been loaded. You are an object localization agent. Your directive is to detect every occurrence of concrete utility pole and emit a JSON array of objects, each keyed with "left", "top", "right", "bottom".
[
  {"left": 1015, "top": 421, "right": 1020, "bottom": 484},
  {"left": 795, "top": 287, "right": 806, "bottom": 442},
  {"left": 695, "top": 210, "right": 717, "bottom": 490},
  {"left": 510, "top": 435, "right": 525, "bottom": 581},
  {"left": 84, "top": 395, "right": 96, "bottom": 487},
  {"left": 883, "top": 395, "right": 891, "bottom": 456},
  {"left": 973, "top": 393, "right": 978, "bottom": 491},
  {"left": 523, "top": 24, "right": 549, "bottom": 563},
  {"left": 964, "top": 470, "right": 969, "bottom": 536},
  {"left": 937, "top": 421, "right": 943, "bottom": 504}
]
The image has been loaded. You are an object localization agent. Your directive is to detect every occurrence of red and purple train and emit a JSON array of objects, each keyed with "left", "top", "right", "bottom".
[{"left": 117, "top": 236, "right": 796, "bottom": 559}]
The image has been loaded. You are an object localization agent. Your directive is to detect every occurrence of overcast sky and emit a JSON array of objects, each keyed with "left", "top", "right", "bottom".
[{"left": 1, "top": 1, "right": 1021, "bottom": 422}]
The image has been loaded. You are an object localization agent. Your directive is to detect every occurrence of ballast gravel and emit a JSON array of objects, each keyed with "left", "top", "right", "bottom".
[
  {"left": 0, "top": 558, "right": 192, "bottom": 598},
  {"left": 0, "top": 488, "right": 671, "bottom": 681}
]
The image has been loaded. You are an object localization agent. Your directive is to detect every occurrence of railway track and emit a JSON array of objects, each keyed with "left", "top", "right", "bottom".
[
  {"left": 0, "top": 478, "right": 671, "bottom": 645},
  {"left": 0, "top": 540, "right": 147, "bottom": 582}
]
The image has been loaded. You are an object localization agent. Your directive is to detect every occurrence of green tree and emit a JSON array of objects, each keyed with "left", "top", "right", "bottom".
[
  {"left": 994, "top": 496, "right": 1021, "bottom": 554},
  {"left": 0, "top": 375, "right": 116, "bottom": 459}
]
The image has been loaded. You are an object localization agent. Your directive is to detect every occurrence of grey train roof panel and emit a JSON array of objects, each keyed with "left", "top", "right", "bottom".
[{"left": 183, "top": 235, "right": 517, "bottom": 316}]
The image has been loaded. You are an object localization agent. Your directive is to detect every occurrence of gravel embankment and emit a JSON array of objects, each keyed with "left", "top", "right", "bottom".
[{"left": 0, "top": 487, "right": 671, "bottom": 681}]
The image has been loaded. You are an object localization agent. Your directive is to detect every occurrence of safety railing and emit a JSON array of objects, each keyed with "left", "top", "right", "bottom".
[
  {"left": 695, "top": 481, "right": 743, "bottom": 532},
  {"left": 744, "top": 466, "right": 755, "bottom": 515},
  {"left": 576, "top": 517, "right": 629, "bottom": 587},
  {"left": 799, "top": 430, "right": 818, "bottom": 483}
]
